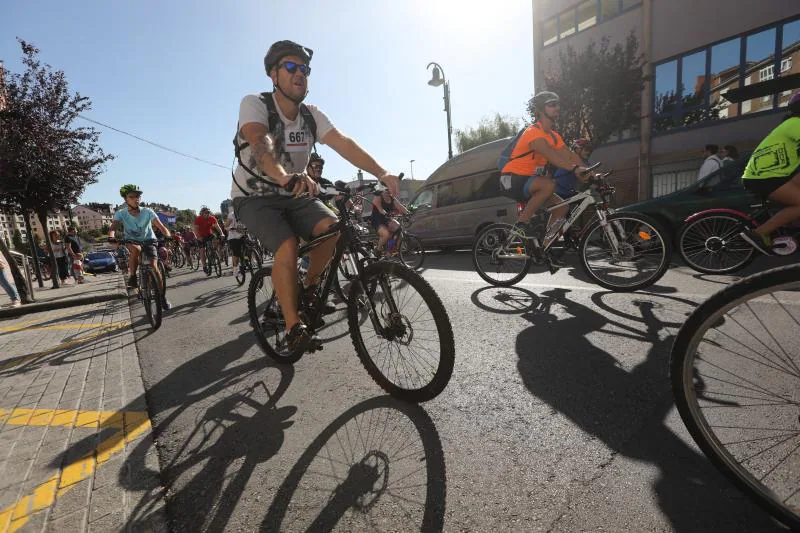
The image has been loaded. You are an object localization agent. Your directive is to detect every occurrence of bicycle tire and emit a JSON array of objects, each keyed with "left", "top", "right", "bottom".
[
  {"left": 399, "top": 234, "right": 425, "bottom": 270},
  {"left": 578, "top": 212, "right": 671, "bottom": 292},
  {"left": 191, "top": 248, "right": 201, "bottom": 271},
  {"left": 143, "top": 269, "right": 163, "bottom": 330},
  {"left": 347, "top": 262, "right": 454, "bottom": 402},
  {"left": 677, "top": 213, "right": 755, "bottom": 274},
  {"left": 234, "top": 256, "right": 247, "bottom": 287},
  {"left": 173, "top": 247, "right": 185, "bottom": 269},
  {"left": 213, "top": 251, "right": 222, "bottom": 277},
  {"left": 670, "top": 264, "right": 800, "bottom": 529},
  {"left": 333, "top": 245, "right": 372, "bottom": 305},
  {"left": 247, "top": 266, "right": 303, "bottom": 364},
  {"left": 472, "top": 223, "right": 532, "bottom": 287}
]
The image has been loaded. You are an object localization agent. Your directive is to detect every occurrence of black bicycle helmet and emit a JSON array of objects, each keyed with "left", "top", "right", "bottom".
[
  {"left": 308, "top": 153, "right": 325, "bottom": 165},
  {"left": 264, "top": 40, "right": 313, "bottom": 75},
  {"left": 199, "top": 205, "right": 210, "bottom": 213},
  {"left": 531, "top": 91, "right": 560, "bottom": 114}
]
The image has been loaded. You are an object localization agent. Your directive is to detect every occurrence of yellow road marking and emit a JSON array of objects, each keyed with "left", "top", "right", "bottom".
[
  {"left": 0, "top": 320, "right": 130, "bottom": 333},
  {"left": 0, "top": 322, "right": 130, "bottom": 372},
  {"left": 0, "top": 407, "right": 152, "bottom": 532}
]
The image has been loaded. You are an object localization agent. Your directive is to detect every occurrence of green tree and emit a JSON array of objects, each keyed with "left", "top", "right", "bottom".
[
  {"left": 176, "top": 209, "right": 196, "bottom": 227},
  {"left": 101, "top": 223, "right": 110, "bottom": 234},
  {"left": 535, "top": 33, "right": 644, "bottom": 146},
  {"left": 0, "top": 40, "right": 114, "bottom": 290},
  {"left": 454, "top": 113, "right": 521, "bottom": 153},
  {"left": 11, "top": 229, "right": 26, "bottom": 254}
]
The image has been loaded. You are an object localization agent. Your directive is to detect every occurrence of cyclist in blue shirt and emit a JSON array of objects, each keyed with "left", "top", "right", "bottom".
[{"left": 108, "top": 184, "right": 172, "bottom": 310}]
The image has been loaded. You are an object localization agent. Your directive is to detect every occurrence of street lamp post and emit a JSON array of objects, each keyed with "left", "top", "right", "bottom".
[
  {"left": 410, "top": 159, "right": 415, "bottom": 180},
  {"left": 427, "top": 62, "right": 453, "bottom": 160}
]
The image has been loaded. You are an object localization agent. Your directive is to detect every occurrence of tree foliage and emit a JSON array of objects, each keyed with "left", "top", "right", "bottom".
[
  {"left": 0, "top": 39, "right": 114, "bottom": 288},
  {"left": 535, "top": 33, "right": 644, "bottom": 146},
  {"left": 454, "top": 113, "right": 521, "bottom": 153},
  {"left": 175, "top": 209, "right": 196, "bottom": 227}
]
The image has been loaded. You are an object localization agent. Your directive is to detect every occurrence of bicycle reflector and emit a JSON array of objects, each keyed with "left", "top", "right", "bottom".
[
  {"left": 638, "top": 231, "right": 652, "bottom": 240},
  {"left": 516, "top": 246, "right": 523, "bottom": 254}
]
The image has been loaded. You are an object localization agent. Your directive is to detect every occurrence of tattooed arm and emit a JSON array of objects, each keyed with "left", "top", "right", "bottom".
[{"left": 239, "top": 122, "right": 292, "bottom": 187}]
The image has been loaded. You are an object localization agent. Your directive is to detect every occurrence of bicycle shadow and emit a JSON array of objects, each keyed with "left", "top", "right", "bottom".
[
  {"left": 515, "top": 288, "right": 784, "bottom": 532},
  {"left": 261, "top": 395, "right": 446, "bottom": 533}
]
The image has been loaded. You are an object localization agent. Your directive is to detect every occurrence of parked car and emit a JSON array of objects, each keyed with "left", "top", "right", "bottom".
[
  {"left": 616, "top": 157, "right": 756, "bottom": 244},
  {"left": 407, "top": 138, "right": 520, "bottom": 250},
  {"left": 83, "top": 251, "right": 118, "bottom": 273}
]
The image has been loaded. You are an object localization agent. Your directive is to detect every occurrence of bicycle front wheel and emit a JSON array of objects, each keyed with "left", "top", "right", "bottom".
[
  {"left": 579, "top": 212, "right": 671, "bottom": 292},
  {"left": 191, "top": 248, "right": 201, "bottom": 271},
  {"left": 399, "top": 234, "right": 425, "bottom": 270},
  {"left": 472, "top": 223, "right": 532, "bottom": 287},
  {"left": 235, "top": 256, "right": 248, "bottom": 287},
  {"left": 678, "top": 213, "right": 755, "bottom": 274},
  {"left": 142, "top": 270, "right": 163, "bottom": 330},
  {"left": 248, "top": 266, "right": 302, "bottom": 364},
  {"left": 670, "top": 264, "right": 800, "bottom": 529},
  {"left": 347, "top": 262, "right": 454, "bottom": 402}
]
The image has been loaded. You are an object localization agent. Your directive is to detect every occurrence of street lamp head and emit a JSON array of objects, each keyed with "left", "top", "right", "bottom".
[{"left": 427, "top": 65, "right": 444, "bottom": 87}]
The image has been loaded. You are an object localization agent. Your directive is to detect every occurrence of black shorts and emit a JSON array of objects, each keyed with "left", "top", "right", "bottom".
[
  {"left": 743, "top": 175, "right": 795, "bottom": 198},
  {"left": 228, "top": 238, "right": 244, "bottom": 257},
  {"left": 127, "top": 242, "right": 158, "bottom": 261},
  {"left": 499, "top": 173, "right": 552, "bottom": 203}
]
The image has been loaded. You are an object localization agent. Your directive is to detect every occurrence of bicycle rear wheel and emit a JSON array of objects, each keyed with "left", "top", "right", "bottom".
[
  {"left": 347, "top": 262, "right": 454, "bottom": 402},
  {"left": 142, "top": 269, "right": 163, "bottom": 330},
  {"left": 399, "top": 234, "right": 425, "bottom": 270},
  {"left": 213, "top": 251, "right": 222, "bottom": 277},
  {"left": 173, "top": 247, "right": 186, "bottom": 269},
  {"left": 235, "top": 255, "right": 248, "bottom": 287},
  {"left": 678, "top": 213, "right": 755, "bottom": 274},
  {"left": 191, "top": 247, "right": 201, "bottom": 271},
  {"left": 248, "top": 266, "right": 302, "bottom": 364},
  {"left": 579, "top": 212, "right": 671, "bottom": 292},
  {"left": 472, "top": 223, "right": 532, "bottom": 287},
  {"left": 670, "top": 264, "right": 800, "bottom": 529}
]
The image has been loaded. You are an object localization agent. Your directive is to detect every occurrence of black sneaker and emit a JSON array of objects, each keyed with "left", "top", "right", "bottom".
[
  {"left": 286, "top": 323, "right": 322, "bottom": 354},
  {"left": 546, "top": 254, "right": 567, "bottom": 274},
  {"left": 127, "top": 275, "right": 138, "bottom": 288},
  {"left": 739, "top": 228, "right": 773, "bottom": 256},
  {"left": 514, "top": 214, "right": 545, "bottom": 238}
]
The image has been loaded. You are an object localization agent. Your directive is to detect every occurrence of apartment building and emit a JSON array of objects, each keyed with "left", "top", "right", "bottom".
[
  {"left": 532, "top": 0, "right": 800, "bottom": 202},
  {"left": 73, "top": 204, "right": 114, "bottom": 231}
]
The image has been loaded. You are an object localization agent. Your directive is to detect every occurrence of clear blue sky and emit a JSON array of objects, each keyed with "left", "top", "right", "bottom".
[{"left": 3, "top": 0, "right": 534, "bottom": 212}]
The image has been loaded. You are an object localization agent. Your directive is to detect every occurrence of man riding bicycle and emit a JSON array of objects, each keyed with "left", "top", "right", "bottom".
[
  {"left": 500, "top": 91, "right": 592, "bottom": 265},
  {"left": 739, "top": 91, "right": 800, "bottom": 255},
  {"left": 109, "top": 184, "right": 172, "bottom": 310},
  {"left": 193, "top": 206, "right": 224, "bottom": 275},
  {"left": 231, "top": 40, "right": 400, "bottom": 353},
  {"left": 371, "top": 187, "right": 409, "bottom": 255},
  {"left": 224, "top": 200, "right": 247, "bottom": 274}
]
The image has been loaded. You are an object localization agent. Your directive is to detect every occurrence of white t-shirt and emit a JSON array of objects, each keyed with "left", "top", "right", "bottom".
[
  {"left": 697, "top": 155, "right": 723, "bottom": 181},
  {"left": 231, "top": 93, "right": 335, "bottom": 198},
  {"left": 226, "top": 211, "right": 244, "bottom": 240}
]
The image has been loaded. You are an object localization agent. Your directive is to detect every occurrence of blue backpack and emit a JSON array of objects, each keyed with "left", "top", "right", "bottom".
[{"left": 497, "top": 123, "right": 556, "bottom": 172}]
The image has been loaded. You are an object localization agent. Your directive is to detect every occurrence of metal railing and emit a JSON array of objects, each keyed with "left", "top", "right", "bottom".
[{"left": 8, "top": 250, "right": 34, "bottom": 300}]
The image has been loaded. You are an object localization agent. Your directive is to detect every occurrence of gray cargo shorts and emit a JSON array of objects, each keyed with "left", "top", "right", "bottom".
[{"left": 233, "top": 195, "right": 337, "bottom": 252}]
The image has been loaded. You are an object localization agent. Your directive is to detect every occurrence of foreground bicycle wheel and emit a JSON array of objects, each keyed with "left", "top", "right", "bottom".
[
  {"left": 399, "top": 234, "right": 425, "bottom": 270},
  {"left": 678, "top": 213, "right": 755, "bottom": 274},
  {"left": 472, "top": 223, "right": 532, "bottom": 287},
  {"left": 333, "top": 246, "right": 372, "bottom": 306},
  {"left": 248, "top": 266, "right": 301, "bottom": 364},
  {"left": 347, "top": 262, "right": 454, "bottom": 402},
  {"left": 670, "top": 264, "right": 800, "bottom": 529},
  {"left": 579, "top": 213, "right": 670, "bottom": 292}
]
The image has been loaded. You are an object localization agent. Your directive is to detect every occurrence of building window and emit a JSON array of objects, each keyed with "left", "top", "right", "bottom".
[
  {"left": 542, "top": 17, "right": 557, "bottom": 46},
  {"left": 653, "top": 17, "right": 799, "bottom": 133},
  {"left": 558, "top": 10, "right": 576, "bottom": 39},
  {"left": 541, "top": 0, "right": 640, "bottom": 47}
]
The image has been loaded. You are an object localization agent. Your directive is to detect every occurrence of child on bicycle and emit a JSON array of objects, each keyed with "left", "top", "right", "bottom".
[{"left": 739, "top": 92, "right": 800, "bottom": 255}]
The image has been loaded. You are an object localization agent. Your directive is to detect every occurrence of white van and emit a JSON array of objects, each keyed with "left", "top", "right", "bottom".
[{"left": 407, "top": 138, "right": 520, "bottom": 249}]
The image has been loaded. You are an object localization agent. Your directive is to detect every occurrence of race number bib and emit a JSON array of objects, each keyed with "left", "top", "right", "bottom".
[{"left": 284, "top": 126, "right": 310, "bottom": 153}]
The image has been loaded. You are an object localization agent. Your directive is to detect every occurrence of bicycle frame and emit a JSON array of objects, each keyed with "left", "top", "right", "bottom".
[{"left": 293, "top": 189, "right": 399, "bottom": 337}]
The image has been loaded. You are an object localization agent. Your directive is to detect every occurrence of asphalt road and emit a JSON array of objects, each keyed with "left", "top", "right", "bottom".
[{"left": 127, "top": 252, "right": 795, "bottom": 532}]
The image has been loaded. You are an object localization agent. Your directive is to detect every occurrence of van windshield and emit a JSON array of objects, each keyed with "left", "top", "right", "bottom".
[{"left": 409, "top": 189, "right": 433, "bottom": 210}]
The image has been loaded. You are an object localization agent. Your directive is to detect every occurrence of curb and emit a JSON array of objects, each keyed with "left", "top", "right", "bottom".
[{"left": 0, "top": 290, "right": 128, "bottom": 319}]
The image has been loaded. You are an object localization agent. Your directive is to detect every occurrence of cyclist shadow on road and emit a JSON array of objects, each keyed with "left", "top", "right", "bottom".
[
  {"left": 165, "top": 284, "right": 246, "bottom": 318},
  {"left": 260, "top": 395, "right": 447, "bottom": 533},
  {"left": 515, "top": 288, "right": 783, "bottom": 532},
  {"left": 113, "top": 331, "right": 295, "bottom": 532}
]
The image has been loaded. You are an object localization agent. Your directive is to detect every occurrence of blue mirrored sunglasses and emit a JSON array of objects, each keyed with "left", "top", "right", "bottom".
[{"left": 280, "top": 61, "right": 311, "bottom": 76}]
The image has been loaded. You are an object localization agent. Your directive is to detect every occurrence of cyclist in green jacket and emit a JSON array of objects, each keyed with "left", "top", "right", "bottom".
[{"left": 739, "top": 92, "right": 800, "bottom": 254}]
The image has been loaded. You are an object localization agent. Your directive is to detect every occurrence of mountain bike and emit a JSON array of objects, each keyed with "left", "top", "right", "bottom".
[
  {"left": 247, "top": 176, "right": 455, "bottom": 402},
  {"left": 670, "top": 263, "right": 800, "bottom": 529},
  {"left": 190, "top": 243, "right": 201, "bottom": 271},
  {"left": 677, "top": 199, "right": 799, "bottom": 274},
  {"left": 473, "top": 163, "right": 671, "bottom": 292},
  {"left": 234, "top": 233, "right": 264, "bottom": 287},
  {"left": 203, "top": 237, "right": 222, "bottom": 278},
  {"left": 113, "top": 239, "right": 165, "bottom": 330},
  {"left": 171, "top": 240, "right": 186, "bottom": 269}
]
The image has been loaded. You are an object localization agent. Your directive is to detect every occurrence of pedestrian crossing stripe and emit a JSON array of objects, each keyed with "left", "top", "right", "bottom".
[{"left": 0, "top": 408, "right": 151, "bottom": 532}]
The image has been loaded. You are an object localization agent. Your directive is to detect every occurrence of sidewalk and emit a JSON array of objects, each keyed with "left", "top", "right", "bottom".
[
  {"left": 0, "top": 274, "right": 127, "bottom": 319},
  {"left": 0, "top": 285, "right": 167, "bottom": 531}
]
